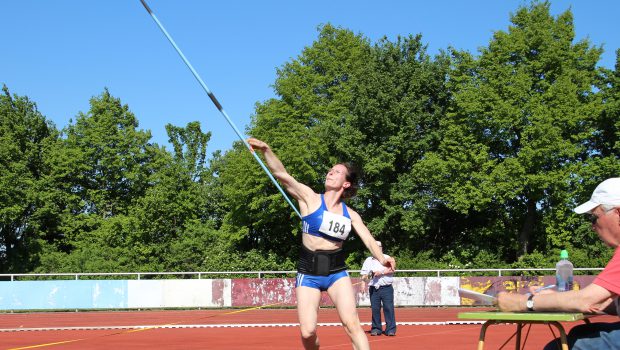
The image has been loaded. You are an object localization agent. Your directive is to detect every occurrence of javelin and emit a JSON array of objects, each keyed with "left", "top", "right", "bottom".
[{"left": 139, "top": 0, "right": 301, "bottom": 218}]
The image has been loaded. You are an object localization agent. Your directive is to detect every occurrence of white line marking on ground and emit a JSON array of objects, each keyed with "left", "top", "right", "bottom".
[{"left": 0, "top": 321, "right": 485, "bottom": 332}]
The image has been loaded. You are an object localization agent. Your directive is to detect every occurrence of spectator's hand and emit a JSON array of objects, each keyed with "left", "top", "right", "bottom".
[
  {"left": 588, "top": 297, "right": 615, "bottom": 314},
  {"left": 361, "top": 271, "right": 373, "bottom": 281},
  {"left": 528, "top": 285, "right": 556, "bottom": 295}
]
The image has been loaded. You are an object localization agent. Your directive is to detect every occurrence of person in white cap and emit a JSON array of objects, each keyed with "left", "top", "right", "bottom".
[
  {"left": 497, "top": 177, "right": 620, "bottom": 349},
  {"left": 361, "top": 241, "right": 396, "bottom": 336}
]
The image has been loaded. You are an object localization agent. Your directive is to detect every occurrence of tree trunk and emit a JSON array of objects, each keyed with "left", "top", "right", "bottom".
[{"left": 519, "top": 197, "right": 537, "bottom": 256}]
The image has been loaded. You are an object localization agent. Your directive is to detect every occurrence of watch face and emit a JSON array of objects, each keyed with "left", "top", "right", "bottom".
[{"left": 526, "top": 296, "right": 534, "bottom": 310}]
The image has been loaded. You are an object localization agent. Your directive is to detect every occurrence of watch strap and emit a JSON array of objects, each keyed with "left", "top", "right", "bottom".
[{"left": 526, "top": 294, "right": 535, "bottom": 311}]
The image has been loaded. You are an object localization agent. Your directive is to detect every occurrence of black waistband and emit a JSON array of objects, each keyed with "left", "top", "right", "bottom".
[{"left": 297, "top": 245, "right": 347, "bottom": 276}]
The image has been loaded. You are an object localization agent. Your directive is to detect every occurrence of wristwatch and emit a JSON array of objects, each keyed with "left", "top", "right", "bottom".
[{"left": 526, "top": 294, "right": 535, "bottom": 312}]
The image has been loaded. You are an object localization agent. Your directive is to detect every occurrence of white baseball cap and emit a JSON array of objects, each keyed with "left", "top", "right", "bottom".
[{"left": 574, "top": 178, "right": 620, "bottom": 214}]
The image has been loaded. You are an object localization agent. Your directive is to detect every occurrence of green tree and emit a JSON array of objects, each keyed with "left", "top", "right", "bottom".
[
  {"left": 128, "top": 122, "right": 219, "bottom": 271},
  {"left": 62, "top": 88, "right": 155, "bottom": 217},
  {"left": 343, "top": 34, "right": 451, "bottom": 258},
  {"left": 591, "top": 49, "right": 620, "bottom": 159},
  {"left": 36, "top": 89, "right": 160, "bottom": 272},
  {"left": 166, "top": 121, "right": 210, "bottom": 181},
  {"left": 558, "top": 49, "right": 620, "bottom": 268},
  {"left": 219, "top": 24, "right": 373, "bottom": 257},
  {"left": 0, "top": 85, "right": 57, "bottom": 272},
  {"left": 416, "top": 1, "right": 603, "bottom": 260},
  {"left": 14, "top": 1, "right": 620, "bottom": 274},
  {"left": 220, "top": 25, "right": 453, "bottom": 266}
]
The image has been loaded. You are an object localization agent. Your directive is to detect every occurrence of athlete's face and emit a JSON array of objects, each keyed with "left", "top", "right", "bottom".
[{"left": 325, "top": 164, "right": 350, "bottom": 191}]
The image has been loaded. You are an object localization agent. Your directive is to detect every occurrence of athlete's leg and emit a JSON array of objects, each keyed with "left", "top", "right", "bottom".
[
  {"left": 328, "top": 276, "right": 369, "bottom": 350},
  {"left": 297, "top": 285, "right": 322, "bottom": 349}
]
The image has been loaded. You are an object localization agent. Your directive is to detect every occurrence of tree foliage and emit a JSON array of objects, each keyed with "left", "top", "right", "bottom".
[
  {"left": 416, "top": 1, "right": 607, "bottom": 261},
  {"left": 1, "top": 1, "right": 619, "bottom": 274},
  {"left": 0, "top": 85, "right": 57, "bottom": 272}
]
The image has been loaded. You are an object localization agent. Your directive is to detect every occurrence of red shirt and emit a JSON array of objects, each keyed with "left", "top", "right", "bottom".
[{"left": 594, "top": 246, "right": 620, "bottom": 295}]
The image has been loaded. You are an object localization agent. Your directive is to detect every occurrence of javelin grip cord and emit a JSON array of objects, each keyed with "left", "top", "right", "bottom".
[{"left": 139, "top": 0, "right": 301, "bottom": 218}]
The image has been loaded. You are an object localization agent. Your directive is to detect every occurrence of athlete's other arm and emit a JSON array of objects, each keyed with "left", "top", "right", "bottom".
[{"left": 350, "top": 210, "right": 396, "bottom": 271}]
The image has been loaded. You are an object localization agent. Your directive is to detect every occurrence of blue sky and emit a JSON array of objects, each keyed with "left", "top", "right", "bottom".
[{"left": 1, "top": 1, "right": 619, "bottom": 154}]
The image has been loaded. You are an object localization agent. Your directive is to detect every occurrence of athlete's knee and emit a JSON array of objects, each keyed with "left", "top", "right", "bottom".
[
  {"left": 299, "top": 324, "right": 318, "bottom": 340},
  {"left": 341, "top": 317, "right": 363, "bottom": 335}
]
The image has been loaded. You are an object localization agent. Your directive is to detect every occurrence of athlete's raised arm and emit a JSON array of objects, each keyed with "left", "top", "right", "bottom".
[{"left": 247, "top": 138, "right": 316, "bottom": 206}]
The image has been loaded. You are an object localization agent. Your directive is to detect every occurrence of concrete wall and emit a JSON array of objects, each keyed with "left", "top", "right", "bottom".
[{"left": 0, "top": 275, "right": 595, "bottom": 311}]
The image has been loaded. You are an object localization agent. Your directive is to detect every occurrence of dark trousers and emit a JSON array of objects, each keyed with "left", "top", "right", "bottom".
[
  {"left": 369, "top": 284, "right": 396, "bottom": 334},
  {"left": 543, "top": 321, "right": 620, "bottom": 350}
]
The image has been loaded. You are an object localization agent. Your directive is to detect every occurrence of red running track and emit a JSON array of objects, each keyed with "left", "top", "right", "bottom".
[{"left": 0, "top": 307, "right": 615, "bottom": 349}]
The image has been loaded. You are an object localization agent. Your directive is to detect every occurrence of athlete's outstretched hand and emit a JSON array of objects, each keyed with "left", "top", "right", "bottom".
[{"left": 247, "top": 138, "right": 270, "bottom": 153}]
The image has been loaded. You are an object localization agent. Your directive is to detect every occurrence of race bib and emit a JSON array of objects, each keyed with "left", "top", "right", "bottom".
[{"left": 319, "top": 210, "right": 352, "bottom": 240}]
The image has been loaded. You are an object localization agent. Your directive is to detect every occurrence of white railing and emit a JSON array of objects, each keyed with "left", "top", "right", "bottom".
[
  {"left": 0, "top": 267, "right": 603, "bottom": 281},
  {"left": 398, "top": 267, "right": 603, "bottom": 277}
]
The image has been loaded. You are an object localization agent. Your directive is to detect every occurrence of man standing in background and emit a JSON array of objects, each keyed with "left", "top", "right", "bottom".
[{"left": 361, "top": 241, "right": 396, "bottom": 336}]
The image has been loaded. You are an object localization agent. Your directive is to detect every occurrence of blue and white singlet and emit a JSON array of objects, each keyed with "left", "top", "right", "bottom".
[{"left": 301, "top": 194, "right": 352, "bottom": 242}]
